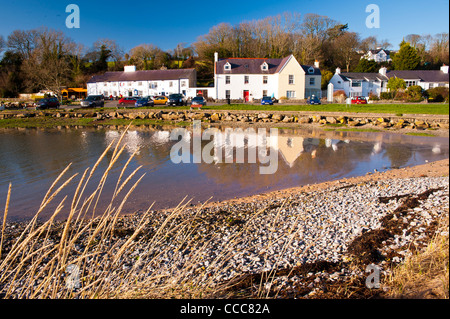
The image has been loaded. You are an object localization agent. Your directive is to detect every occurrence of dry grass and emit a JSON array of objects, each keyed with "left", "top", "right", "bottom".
[
  {"left": 0, "top": 125, "right": 297, "bottom": 299},
  {"left": 385, "top": 215, "right": 449, "bottom": 299}
]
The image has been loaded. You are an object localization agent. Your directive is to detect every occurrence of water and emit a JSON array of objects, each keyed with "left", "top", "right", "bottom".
[{"left": 0, "top": 126, "right": 448, "bottom": 221}]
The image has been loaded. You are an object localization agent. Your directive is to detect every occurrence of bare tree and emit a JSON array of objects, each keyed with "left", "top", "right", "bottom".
[
  {"left": 6, "top": 29, "right": 39, "bottom": 60},
  {"left": 129, "top": 44, "right": 162, "bottom": 70},
  {"left": 93, "top": 38, "right": 124, "bottom": 70},
  {"left": 0, "top": 35, "right": 5, "bottom": 54},
  {"left": 22, "top": 28, "right": 76, "bottom": 101}
]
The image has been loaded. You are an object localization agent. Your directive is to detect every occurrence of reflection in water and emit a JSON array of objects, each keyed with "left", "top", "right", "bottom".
[{"left": 0, "top": 126, "right": 448, "bottom": 221}]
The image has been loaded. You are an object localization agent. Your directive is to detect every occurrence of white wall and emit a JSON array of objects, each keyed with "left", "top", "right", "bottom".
[
  {"left": 87, "top": 79, "right": 192, "bottom": 97},
  {"left": 215, "top": 74, "right": 278, "bottom": 100}
]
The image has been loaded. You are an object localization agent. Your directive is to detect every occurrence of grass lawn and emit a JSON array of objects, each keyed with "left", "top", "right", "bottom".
[{"left": 175, "top": 103, "right": 449, "bottom": 115}]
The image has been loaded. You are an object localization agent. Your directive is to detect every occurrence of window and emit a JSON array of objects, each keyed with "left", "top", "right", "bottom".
[
  {"left": 309, "top": 78, "right": 315, "bottom": 86},
  {"left": 150, "top": 82, "right": 158, "bottom": 89},
  {"left": 262, "top": 90, "right": 268, "bottom": 97},
  {"left": 181, "top": 81, "right": 186, "bottom": 87},
  {"left": 351, "top": 81, "right": 361, "bottom": 87},
  {"left": 286, "top": 91, "right": 296, "bottom": 98},
  {"left": 104, "top": 83, "right": 108, "bottom": 87},
  {"left": 128, "top": 82, "right": 132, "bottom": 87},
  {"left": 225, "top": 90, "right": 231, "bottom": 99},
  {"left": 224, "top": 62, "right": 231, "bottom": 71},
  {"left": 289, "top": 75, "right": 294, "bottom": 84},
  {"left": 169, "top": 81, "right": 173, "bottom": 87},
  {"left": 261, "top": 62, "right": 268, "bottom": 71},
  {"left": 138, "top": 82, "right": 143, "bottom": 86},
  {"left": 263, "top": 76, "right": 268, "bottom": 84},
  {"left": 405, "top": 80, "right": 417, "bottom": 87},
  {"left": 244, "top": 76, "right": 249, "bottom": 84},
  {"left": 225, "top": 76, "right": 230, "bottom": 84},
  {"left": 308, "top": 67, "right": 314, "bottom": 74}
]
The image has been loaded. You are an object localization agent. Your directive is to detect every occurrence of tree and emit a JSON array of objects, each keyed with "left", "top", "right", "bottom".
[
  {"left": 330, "top": 31, "right": 360, "bottom": 72},
  {"left": 22, "top": 28, "right": 76, "bottom": 101},
  {"left": 129, "top": 44, "right": 161, "bottom": 70},
  {"left": 392, "top": 41, "right": 421, "bottom": 70},
  {"left": 387, "top": 77, "right": 406, "bottom": 91},
  {"left": 354, "top": 58, "right": 379, "bottom": 72},
  {"left": 0, "top": 35, "right": 5, "bottom": 54}
]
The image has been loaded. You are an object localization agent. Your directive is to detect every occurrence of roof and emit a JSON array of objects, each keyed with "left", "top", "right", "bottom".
[
  {"left": 368, "top": 49, "right": 390, "bottom": 55},
  {"left": 339, "top": 72, "right": 388, "bottom": 82},
  {"left": 215, "top": 55, "right": 321, "bottom": 75},
  {"left": 87, "top": 69, "right": 196, "bottom": 83},
  {"left": 386, "top": 70, "right": 449, "bottom": 83}
]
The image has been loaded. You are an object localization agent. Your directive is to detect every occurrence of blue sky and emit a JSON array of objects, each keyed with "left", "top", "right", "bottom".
[{"left": 0, "top": 0, "right": 448, "bottom": 53}]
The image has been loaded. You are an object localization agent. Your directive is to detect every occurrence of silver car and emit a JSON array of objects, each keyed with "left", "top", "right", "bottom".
[{"left": 81, "top": 95, "right": 105, "bottom": 108}]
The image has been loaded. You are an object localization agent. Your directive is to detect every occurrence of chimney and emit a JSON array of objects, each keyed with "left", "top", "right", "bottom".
[
  {"left": 314, "top": 60, "right": 320, "bottom": 69},
  {"left": 379, "top": 67, "right": 387, "bottom": 76},
  {"left": 214, "top": 52, "right": 219, "bottom": 63},
  {"left": 441, "top": 64, "right": 449, "bottom": 74},
  {"left": 335, "top": 67, "right": 341, "bottom": 74},
  {"left": 124, "top": 65, "right": 136, "bottom": 72}
]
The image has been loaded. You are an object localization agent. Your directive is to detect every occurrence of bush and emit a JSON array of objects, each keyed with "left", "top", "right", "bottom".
[
  {"left": 380, "top": 92, "right": 394, "bottom": 100},
  {"left": 333, "top": 90, "right": 347, "bottom": 103},
  {"left": 368, "top": 92, "right": 379, "bottom": 101},
  {"left": 426, "top": 87, "right": 449, "bottom": 103},
  {"left": 394, "top": 91, "right": 407, "bottom": 101},
  {"left": 406, "top": 85, "right": 424, "bottom": 102}
]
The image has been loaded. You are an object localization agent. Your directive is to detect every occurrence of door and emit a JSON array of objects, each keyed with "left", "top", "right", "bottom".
[{"left": 243, "top": 90, "right": 249, "bottom": 102}]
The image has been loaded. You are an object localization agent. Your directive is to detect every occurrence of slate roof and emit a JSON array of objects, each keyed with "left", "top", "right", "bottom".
[
  {"left": 386, "top": 70, "right": 449, "bottom": 83},
  {"left": 87, "top": 69, "right": 196, "bottom": 83},
  {"left": 339, "top": 72, "right": 388, "bottom": 82},
  {"left": 215, "top": 55, "right": 321, "bottom": 75}
]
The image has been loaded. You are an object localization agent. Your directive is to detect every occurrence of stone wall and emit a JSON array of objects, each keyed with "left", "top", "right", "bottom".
[{"left": 1, "top": 109, "right": 449, "bottom": 130}]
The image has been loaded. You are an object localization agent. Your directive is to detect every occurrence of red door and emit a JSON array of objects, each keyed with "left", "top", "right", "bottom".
[{"left": 243, "top": 90, "right": 249, "bottom": 102}]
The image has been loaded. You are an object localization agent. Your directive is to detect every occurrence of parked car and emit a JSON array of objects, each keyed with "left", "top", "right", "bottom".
[
  {"left": 351, "top": 96, "right": 367, "bottom": 104},
  {"left": 167, "top": 93, "right": 187, "bottom": 106},
  {"left": 153, "top": 96, "right": 168, "bottom": 105},
  {"left": 34, "top": 97, "right": 60, "bottom": 109},
  {"left": 135, "top": 97, "right": 154, "bottom": 107},
  {"left": 190, "top": 96, "right": 206, "bottom": 110},
  {"left": 118, "top": 97, "right": 139, "bottom": 106},
  {"left": 80, "top": 95, "right": 104, "bottom": 108},
  {"left": 261, "top": 96, "right": 274, "bottom": 105},
  {"left": 307, "top": 95, "right": 321, "bottom": 105}
]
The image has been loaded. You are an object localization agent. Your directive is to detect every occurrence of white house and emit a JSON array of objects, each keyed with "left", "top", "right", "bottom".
[
  {"left": 386, "top": 64, "right": 449, "bottom": 90},
  {"left": 329, "top": 67, "right": 389, "bottom": 98},
  {"left": 86, "top": 65, "right": 197, "bottom": 98},
  {"left": 213, "top": 53, "right": 321, "bottom": 101},
  {"left": 362, "top": 49, "right": 392, "bottom": 63},
  {"left": 329, "top": 64, "right": 449, "bottom": 98}
]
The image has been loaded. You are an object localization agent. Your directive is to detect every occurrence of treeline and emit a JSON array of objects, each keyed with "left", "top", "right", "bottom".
[{"left": 0, "top": 12, "right": 448, "bottom": 98}]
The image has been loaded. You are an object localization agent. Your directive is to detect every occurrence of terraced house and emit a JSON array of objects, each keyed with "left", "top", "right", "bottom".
[
  {"left": 213, "top": 53, "right": 322, "bottom": 101},
  {"left": 86, "top": 65, "right": 197, "bottom": 98}
]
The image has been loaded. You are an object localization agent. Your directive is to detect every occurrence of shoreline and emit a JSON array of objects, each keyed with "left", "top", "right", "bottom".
[{"left": 1, "top": 158, "right": 448, "bottom": 299}]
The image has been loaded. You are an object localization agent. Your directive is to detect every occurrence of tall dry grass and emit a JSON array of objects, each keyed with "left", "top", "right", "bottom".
[
  {"left": 0, "top": 125, "right": 302, "bottom": 299},
  {"left": 385, "top": 214, "right": 449, "bottom": 299}
]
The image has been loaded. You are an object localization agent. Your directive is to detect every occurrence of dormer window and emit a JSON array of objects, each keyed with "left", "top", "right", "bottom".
[
  {"left": 224, "top": 62, "right": 231, "bottom": 71},
  {"left": 308, "top": 67, "right": 314, "bottom": 74},
  {"left": 261, "top": 62, "right": 268, "bottom": 71}
]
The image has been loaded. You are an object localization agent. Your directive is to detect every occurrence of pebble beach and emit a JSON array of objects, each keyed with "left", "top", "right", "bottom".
[{"left": 1, "top": 158, "right": 448, "bottom": 299}]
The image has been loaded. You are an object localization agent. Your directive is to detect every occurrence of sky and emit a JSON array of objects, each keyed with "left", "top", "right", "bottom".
[{"left": 0, "top": 0, "right": 448, "bottom": 53}]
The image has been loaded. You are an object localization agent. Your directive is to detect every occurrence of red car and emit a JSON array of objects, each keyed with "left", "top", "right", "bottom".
[
  {"left": 351, "top": 96, "right": 368, "bottom": 104},
  {"left": 118, "top": 97, "right": 139, "bottom": 106}
]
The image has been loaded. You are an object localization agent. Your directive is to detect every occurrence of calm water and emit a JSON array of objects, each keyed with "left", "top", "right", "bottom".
[{"left": 0, "top": 126, "right": 448, "bottom": 221}]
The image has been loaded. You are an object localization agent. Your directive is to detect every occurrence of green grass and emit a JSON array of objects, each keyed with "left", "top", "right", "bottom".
[
  {"left": 174, "top": 103, "right": 449, "bottom": 115},
  {"left": 324, "top": 127, "right": 382, "bottom": 133},
  {"left": 0, "top": 117, "right": 96, "bottom": 129},
  {"left": 405, "top": 132, "right": 436, "bottom": 137}
]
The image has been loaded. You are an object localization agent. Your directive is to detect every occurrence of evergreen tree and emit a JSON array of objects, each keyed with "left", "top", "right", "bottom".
[
  {"left": 354, "top": 58, "right": 379, "bottom": 72},
  {"left": 392, "top": 40, "right": 421, "bottom": 70}
]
